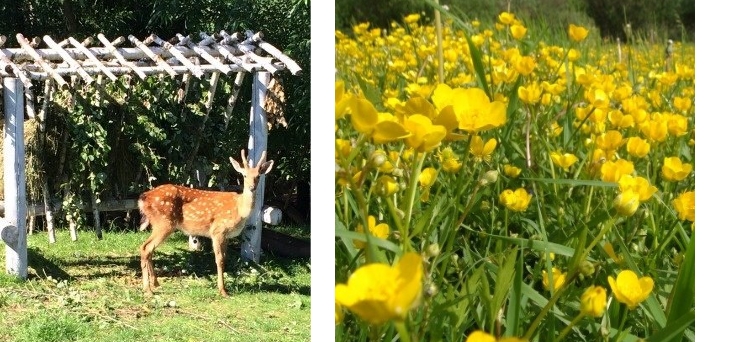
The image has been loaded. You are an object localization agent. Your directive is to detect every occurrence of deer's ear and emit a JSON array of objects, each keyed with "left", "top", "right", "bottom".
[
  {"left": 230, "top": 157, "right": 246, "bottom": 173},
  {"left": 260, "top": 160, "right": 274, "bottom": 174}
]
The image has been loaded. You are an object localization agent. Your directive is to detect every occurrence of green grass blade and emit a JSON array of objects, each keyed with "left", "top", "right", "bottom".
[
  {"left": 665, "top": 232, "right": 695, "bottom": 342},
  {"left": 522, "top": 177, "right": 618, "bottom": 188},
  {"left": 487, "top": 234, "right": 579, "bottom": 258},
  {"left": 335, "top": 223, "right": 401, "bottom": 255},
  {"left": 646, "top": 309, "right": 695, "bottom": 342}
]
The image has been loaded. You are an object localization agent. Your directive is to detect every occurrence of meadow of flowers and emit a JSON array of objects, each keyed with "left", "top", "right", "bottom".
[{"left": 334, "top": 9, "right": 694, "bottom": 342}]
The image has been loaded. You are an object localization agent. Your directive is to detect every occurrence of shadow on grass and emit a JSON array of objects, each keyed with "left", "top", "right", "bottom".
[
  {"left": 26, "top": 238, "right": 310, "bottom": 297},
  {"left": 27, "top": 248, "right": 71, "bottom": 280}
]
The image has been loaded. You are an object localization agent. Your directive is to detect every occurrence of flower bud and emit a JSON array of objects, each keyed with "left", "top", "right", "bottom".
[
  {"left": 427, "top": 243, "right": 440, "bottom": 257},
  {"left": 484, "top": 170, "right": 500, "bottom": 184},
  {"left": 580, "top": 261, "right": 595, "bottom": 277},
  {"left": 374, "top": 175, "right": 399, "bottom": 197},
  {"left": 580, "top": 285, "right": 607, "bottom": 317},
  {"left": 369, "top": 150, "right": 387, "bottom": 167}
]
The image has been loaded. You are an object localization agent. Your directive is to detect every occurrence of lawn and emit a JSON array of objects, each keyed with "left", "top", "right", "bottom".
[{"left": 0, "top": 228, "right": 311, "bottom": 342}]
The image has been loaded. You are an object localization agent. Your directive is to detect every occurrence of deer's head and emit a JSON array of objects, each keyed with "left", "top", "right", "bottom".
[{"left": 230, "top": 149, "right": 274, "bottom": 193}]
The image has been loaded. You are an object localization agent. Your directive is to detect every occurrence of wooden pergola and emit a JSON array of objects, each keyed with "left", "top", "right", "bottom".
[{"left": 0, "top": 30, "right": 301, "bottom": 279}]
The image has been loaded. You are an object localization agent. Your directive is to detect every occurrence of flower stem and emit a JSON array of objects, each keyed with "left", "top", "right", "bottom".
[
  {"left": 402, "top": 152, "right": 427, "bottom": 249},
  {"left": 394, "top": 320, "right": 413, "bottom": 342},
  {"left": 556, "top": 313, "right": 584, "bottom": 342},
  {"left": 614, "top": 304, "right": 629, "bottom": 342},
  {"left": 523, "top": 273, "right": 573, "bottom": 340},
  {"left": 579, "top": 216, "right": 617, "bottom": 263}
]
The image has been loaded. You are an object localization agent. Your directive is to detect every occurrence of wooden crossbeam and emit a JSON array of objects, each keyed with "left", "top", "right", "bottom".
[
  {"left": 43, "top": 35, "right": 95, "bottom": 83},
  {"left": 97, "top": 34, "right": 147, "bottom": 79},
  {"left": 151, "top": 34, "right": 203, "bottom": 78},
  {"left": 68, "top": 37, "right": 117, "bottom": 81},
  {"left": 16, "top": 34, "right": 67, "bottom": 88},
  {"left": 200, "top": 32, "right": 254, "bottom": 72},
  {"left": 128, "top": 35, "right": 177, "bottom": 77},
  {"left": 177, "top": 34, "right": 232, "bottom": 74},
  {"left": 1, "top": 31, "right": 299, "bottom": 84}
]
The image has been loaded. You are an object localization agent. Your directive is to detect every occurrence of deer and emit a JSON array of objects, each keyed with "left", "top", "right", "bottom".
[{"left": 137, "top": 149, "right": 274, "bottom": 297}]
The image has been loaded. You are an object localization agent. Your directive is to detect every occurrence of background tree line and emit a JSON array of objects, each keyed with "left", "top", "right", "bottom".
[
  {"left": 335, "top": 0, "right": 695, "bottom": 42},
  {"left": 0, "top": 0, "right": 311, "bottom": 230}
]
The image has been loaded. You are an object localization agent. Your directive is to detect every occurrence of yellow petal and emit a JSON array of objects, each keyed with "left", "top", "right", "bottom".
[
  {"left": 349, "top": 97, "right": 378, "bottom": 134},
  {"left": 372, "top": 121, "right": 410, "bottom": 144}
]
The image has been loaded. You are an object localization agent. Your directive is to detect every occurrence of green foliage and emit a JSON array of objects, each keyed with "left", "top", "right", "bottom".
[
  {"left": 336, "top": 0, "right": 428, "bottom": 32},
  {"left": 582, "top": 0, "right": 694, "bottom": 41},
  {"left": 334, "top": 0, "right": 694, "bottom": 43},
  {"left": 13, "top": 312, "right": 88, "bottom": 342}
]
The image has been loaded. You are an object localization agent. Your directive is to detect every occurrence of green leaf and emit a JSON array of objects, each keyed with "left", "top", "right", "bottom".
[
  {"left": 505, "top": 247, "right": 524, "bottom": 337},
  {"left": 665, "top": 232, "right": 695, "bottom": 342}
]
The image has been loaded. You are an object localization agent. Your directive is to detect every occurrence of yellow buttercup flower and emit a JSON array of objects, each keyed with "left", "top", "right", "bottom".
[
  {"left": 510, "top": 24, "right": 527, "bottom": 40},
  {"left": 667, "top": 114, "right": 688, "bottom": 137},
  {"left": 672, "top": 191, "right": 695, "bottom": 222},
  {"left": 661, "top": 157, "right": 692, "bottom": 181},
  {"left": 542, "top": 267, "right": 567, "bottom": 292},
  {"left": 419, "top": 167, "right": 438, "bottom": 188},
  {"left": 566, "top": 48, "right": 580, "bottom": 62},
  {"left": 600, "top": 159, "right": 634, "bottom": 183},
  {"left": 568, "top": 24, "right": 589, "bottom": 42},
  {"left": 419, "top": 167, "right": 438, "bottom": 202},
  {"left": 513, "top": 56, "right": 536, "bottom": 76},
  {"left": 518, "top": 82, "right": 542, "bottom": 105},
  {"left": 403, "top": 114, "right": 447, "bottom": 152},
  {"left": 608, "top": 270, "right": 654, "bottom": 309},
  {"left": 617, "top": 175, "right": 657, "bottom": 202},
  {"left": 439, "top": 147, "right": 462, "bottom": 173},
  {"left": 470, "top": 136, "right": 498, "bottom": 162},
  {"left": 335, "top": 301, "right": 344, "bottom": 324},
  {"left": 498, "top": 12, "right": 515, "bottom": 25},
  {"left": 374, "top": 175, "right": 399, "bottom": 197},
  {"left": 625, "top": 137, "right": 650, "bottom": 158},
  {"left": 403, "top": 13, "right": 420, "bottom": 24},
  {"left": 335, "top": 80, "right": 351, "bottom": 120},
  {"left": 548, "top": 122, "right": 563, "bottom": 137},
  {"left": 580, "top": 285, "right": 607, "bottom": 317},
  {"left": 430, "top": 84, "right": 454, "bottom": 111},
  {"left": 595, "top": 130, "right": 625, "bottom": 153},
  {"left": 550, "top": 152, "right": 579, "bottom": 171},
  {"left": 602, "top": 241, "right": 624, "bottom": 265},
  {"left": 504, "top": 164, "right": 522, "bottom": 178},
  {"left": 354, "top": 215, "right": 390, "bottom": 249},
  {"left": 467, "top": 330, "right": 526, "bottom": 342},
  {"left": 451, "top": 88, "right": 507, "bottom": 133},
  {"left": 349, "top": 97, "right": 410, "bottom": 143},
  {"left": 613, "top": 189, "right": 641, "bottom": 217},
  {"left": 335, "top": 252, "right": 423, "bottom": 325},
  {"left": 499, "top": 188, "right": 532, "bottom": 212},
  {"left": 335, "top": 139, "right": 352, "bottom": 160},
  {"left": 640, "top": 118, "right": 668, "bottom": 142},
  {"left": 673, "top": 96, "right": 692, "bottom": 112}
]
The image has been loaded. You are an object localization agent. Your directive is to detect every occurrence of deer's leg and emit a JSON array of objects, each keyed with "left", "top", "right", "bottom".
[
  {"left": 140, "top": 222, "right": 173, "bottom": 295},
  {"left": 211, "top": 235, "right": 229, "bottom": 297}
]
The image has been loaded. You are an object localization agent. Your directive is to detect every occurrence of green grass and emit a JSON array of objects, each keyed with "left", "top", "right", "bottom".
[{"left": 0, "top": 229, "right": 310, "bottom": 342}]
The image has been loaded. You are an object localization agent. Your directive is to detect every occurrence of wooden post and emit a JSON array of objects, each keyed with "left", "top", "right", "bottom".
[
  {"left": 241, "top": 71, "right": 270, "bottom": 263},
  {"left": 2, "top": 77, "right": 28, "bottom": 279}
]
